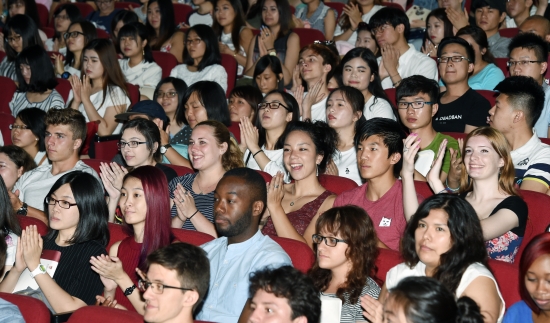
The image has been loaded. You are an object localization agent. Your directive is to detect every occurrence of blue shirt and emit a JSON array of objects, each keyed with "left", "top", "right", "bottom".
[
  {"left": 503, "top": 301, "right": 534, "bottom": 323},
  {"left": 86, "top": 9, "right": 122, "bottom": 34},
  {"left": 534, "top": 82, "right": 550, "bottom": 138},
  {"left": 439, "top": 63, "right": 504, "bottom": 91},
  {"left": 0, "top": 298, "right": 25, "bottom": 323},
  {"left": 197, "top": 231, "right": 292, "bottom": 323}
]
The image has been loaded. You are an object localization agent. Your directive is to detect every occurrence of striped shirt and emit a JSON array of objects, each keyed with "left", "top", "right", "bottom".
[
  {"left": 9, "top": 90, "right": 65, "bottom": 117},
  {"left": 321, "top": 277, "right": 380, "bottom": 323},
  {"left": 0, "top": 57, "right": 16, "bottom": 81},
  {"left": 169, "top": 173, "right": 215, "bottom": 231},
  {"left": 512, "top": 130, "right": 550, "bottom": 188}
]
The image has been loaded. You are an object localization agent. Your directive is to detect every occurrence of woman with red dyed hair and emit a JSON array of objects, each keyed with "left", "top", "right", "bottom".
[
  {"left": 89, "top": 166, "right": 173, "bottom": 313},
  {"left": 503, "top": 233, "right": 550, "bottom": 323}
]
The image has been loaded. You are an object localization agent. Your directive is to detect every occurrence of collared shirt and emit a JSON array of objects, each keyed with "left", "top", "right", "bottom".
[
  {"left": 379, "top": 44, "right": 438, "bottom": 89},
  {"left": 511, "top": 130, "right": 550, "bottom": 189},
  {"left": 197, "top": 231, "right": 292, "bottom": 323},
  {"left": 534, "top": 82, "right": 550, "bottom": 138},
  {"left": 487, "top": 33, "right": 512, "bottom": 58}
]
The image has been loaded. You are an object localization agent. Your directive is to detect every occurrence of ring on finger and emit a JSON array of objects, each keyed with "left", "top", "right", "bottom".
[{"left": 274, "top": 185, "right": 279, "bottom": 188}]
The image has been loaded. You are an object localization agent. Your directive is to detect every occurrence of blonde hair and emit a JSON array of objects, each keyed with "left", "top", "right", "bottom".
[{"left": 195, "top": 120, "right": 244, "bottom": 171}]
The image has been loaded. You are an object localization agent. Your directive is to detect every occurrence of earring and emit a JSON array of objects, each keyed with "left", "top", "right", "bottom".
[
  {"left": 316, "top": 164, "right": 319, "bottom": 177},
  {"left": 142, "top": 49, "right": 145, "bottom": 56}
]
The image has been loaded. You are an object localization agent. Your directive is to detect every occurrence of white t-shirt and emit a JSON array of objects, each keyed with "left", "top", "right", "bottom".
[
  {"left": 386, "top": 261, "right": 505, "bottom": 322},
  {"left": 511, "top": 129, "right": 550, "bottom": 190},
  {"left": 244, "top": 147, "right": 286, "bottom": 177},
  {"left": 379, "top": 44, "right": 438, "bottom": 89},
  {"left": 220, "top": 31, "right": 246, "bottom": 76},
  {"left": 364, "top": 96, "right": 395, "bottom": 120},
  {"left": 334, "top": 5, "right": 384, "bottom": 45},
  {"left": 170, "top": 64, "right": 228, "bottom": 94},
  {"left": 64, "top": 65, "right": 81, "bottom": 78},
  {"left": 118, "top": 58, "right": 162, "bottom": 90},
  {"left": 34, "top": 151, "right": 48, "bottom": 166},
  {"left": 310, "top": 96, "right": 327, "bottom": 122},
  {"left": 333, "top": 147, "right": 362, "bottom": 185},
  {"left": 188, "top": 11, "right": 213, "bottom": 27},
  {"left": 45, "top": 38, "right": 67, "bottom": 56}
]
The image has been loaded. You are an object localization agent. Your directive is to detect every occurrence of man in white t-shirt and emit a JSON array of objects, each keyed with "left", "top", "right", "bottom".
[
  {"left": 11, "top": 109, "right": 100, "bottom": 223},
  {"left": 506, "top": 0, "right": 534, "bottom": 28},
  {"left": 369, "top": 7, "right": 438, "bottom": 89}
]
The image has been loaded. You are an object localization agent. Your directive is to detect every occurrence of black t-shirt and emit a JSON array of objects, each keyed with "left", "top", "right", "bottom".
[{"left": 433, "top": 88, "right": 491, "bottom": 133}]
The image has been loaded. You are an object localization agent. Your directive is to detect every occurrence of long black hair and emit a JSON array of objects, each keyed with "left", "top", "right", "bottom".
[
  {"left": 256, "top": 89, "right": 300, "bottom": 149},
  {"left": 153, "top": 77, "right": 188, "bottom": 126},
  {"left": 15, "top": 45, "right": 58, "bottom": 93},
  {"left": 52, "top": 4, "right": 82, "bottom": 41},
  {"left": 182, "top": 24, "right": 221, "bottom": 70},
  {"left": 253, "top": 55, "right": 284, "bottom": 92},
  {"left": 212, "top": 0, "right": 247, "bottom": 53},
  {"left": 3, "top": 14, "right": 41, "bottom": 61},
  {"left": 146, "top": 0, "right": 176, "bottom": 51},
  {"left": 422, "top": 8, "right": 453, "bottom": 49},
  {"left": 16, "top": 108, "right": 47, "bottom": 152}
]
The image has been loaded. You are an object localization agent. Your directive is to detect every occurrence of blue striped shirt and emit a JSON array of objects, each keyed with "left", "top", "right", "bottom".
[{"left": 168, "top": 173, "right": 214, "bottom": 231}]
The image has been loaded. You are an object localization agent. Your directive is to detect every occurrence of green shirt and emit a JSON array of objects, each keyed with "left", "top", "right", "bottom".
[{"left": 422, "top": 132, "right": 460, "bottom": 174}]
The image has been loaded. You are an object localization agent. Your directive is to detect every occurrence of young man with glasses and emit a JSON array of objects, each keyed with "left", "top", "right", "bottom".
[
  {"left": 396, "top": 75, "right": 460, "bottom": 182},
  {"left": 369, "top": 7, "right": 438, "bottom": 89},
  {"left": 432, "top": 37, "right": 491, "bottom": 133},
  {"left": 86, "top": 0, "right": 121, "bottom": 34},
  {"left": 473, "top": 0, "right": 511, "bottom": 58},
  {"left": 508, "top": 33, "right": 550, "bottom": 137},
  {"left": 10, "top": 109, "right": 99, "bottom": 224}
]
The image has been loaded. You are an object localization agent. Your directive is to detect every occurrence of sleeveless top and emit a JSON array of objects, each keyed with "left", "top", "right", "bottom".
[
  {"left": 294, "top": 3, "right": 336, "bottom": 33},
  {"left": 253, "top": 31, "right": 293, "bottom": 64},
  {"left": 114, "top": 237, "right": 142, "bottom": 312},
  {"left": 262, "top": 190, "right": 333, "bottom": 236},
  {"left": 220, "top": 28, "right": 246, "bottom": 75}
]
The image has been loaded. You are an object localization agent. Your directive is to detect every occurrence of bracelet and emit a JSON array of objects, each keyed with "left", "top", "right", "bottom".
[
  {"left": 393, "top": 80, "right": 402, "bottom": 87},
  {"left": 445, "top": 178, "right": 460, "bottom": 192},
  {"left": 437, "top": 189, "right": 448, "bottom": 194},
  {"left": 188, "top": 209, "right": 199, "bottom": 220},
  {"left": 253, "top": 149, "right": 264, "bottom": 158},
  {"left": 233, "top": 52, "right": 237, "bottom": 57}
]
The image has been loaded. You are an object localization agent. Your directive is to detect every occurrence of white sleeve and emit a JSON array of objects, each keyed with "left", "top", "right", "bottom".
[
  {"left": 146, "top": 64, "right": 162, "bottom": 88},
  {"left": 210, "top": 65, "right": 228, "bottom": 94},
  {"left": 169, "top": 66, "right": 179, "bottom": 78},
  {"left": 366, "top": 98, "right": 396, "bottom": 120},
  {"left": 414, "top": 57, "right": 438, "bottom": 81}
]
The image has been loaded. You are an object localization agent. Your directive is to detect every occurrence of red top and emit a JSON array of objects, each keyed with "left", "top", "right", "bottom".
[
  {"left": 262, "top": 190, "right": 333, "bottom": 236},
  {"left": 114, "top": 237, "right": 142, "bottom": 312}
]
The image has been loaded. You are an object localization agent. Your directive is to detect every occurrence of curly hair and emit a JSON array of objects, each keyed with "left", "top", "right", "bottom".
[
  {"left": 195, "top": 120, "right": 244, "bottom": 171},
  {"left": 309, "top": 205, "right": 379, "bottom": 304}
]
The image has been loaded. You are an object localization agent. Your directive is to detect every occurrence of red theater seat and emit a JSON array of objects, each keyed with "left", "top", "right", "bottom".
[
  {"left": 270, "top": 235, "right": 315, "bottom": 273},
  {"left": 384, "top": 88, "right": 397, "bottom": 107},
  {"left": 55, "top": 78, "right": 72, "bottom": 103},
  {"left": 293, "top": 28, "right": 325, "bottom": 48},
  {"left": 73, "top": 3, "right": 95, "bottom": 18},
  {"left": 221, "top": 53, "right": 237, "bottom": 97},
  {"left": 82, "top": 158, "right": 111, "bottom": 175},
  {"left": 174, "top": 3, "right": 193, "bottom": 25},
  {"left": 94, "top": 139, "right": 119, "bottom": 161},
  {"left": 36, "top": 3, "right": 49, "bottom": 27},
  {"left": 18, "top": 215, "right": 48, "bottom": 235},
  {"left": 0, "top": 76, "right": 17, "bottom": 115},
  {"left": 152, "top": 51, "right": 179, "bottom": 78},
  {"left": 0, "top": 292, "right": 50, "bottom": 323},
  {"left": 374, "top": 248, "right": 402, "bottom": 284},
  {"left": 499, "top": 28, "right": 519, "bottom": 38},
  {"left": 164, "top": 164, "right": 194, "bottom": 177},
  {"left": 476, "top": 90, "right": 497, "bottom": 107},
  {"left": 325, "top": 2, "right": 344, "bottom": 17},
  {"left": 318, "top": 174, "right": 358, "bottom": 195},
  {"left": 172, "top": 227, "right": 215, "bottom": 245},
  {"left": 114, "top": 2, "right": 140, "bottom": 9},
  {"left": 488, "top": 259, "right": 521, "bottom": 308},
  {"left": 516, "top": 190, "right": 550, "bottom": 261},
  {"left": 68, "top": 306, "right": 142, "bottom": 323}
]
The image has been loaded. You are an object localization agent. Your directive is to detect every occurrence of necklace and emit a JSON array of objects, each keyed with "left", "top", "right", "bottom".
[
  {"left": 289, "top": 184, "right": 321, "bottom": 206},
  {"left": 195, "top": 174, "right": 222, "bottom": 194}
]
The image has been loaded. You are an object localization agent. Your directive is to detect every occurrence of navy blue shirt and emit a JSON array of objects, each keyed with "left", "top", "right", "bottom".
[{"left": 86, "top": 9, "right": 122, "bottom": 34}]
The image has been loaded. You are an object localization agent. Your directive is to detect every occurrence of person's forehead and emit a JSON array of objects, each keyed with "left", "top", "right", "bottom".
[
  {"left": 510, "top": 47, "right": 537, "bottom": 58},
  {"left": 147, "top": 264, "right": 180, "bottom": 283},
  {"left": 441, "top": 43, "right": 468, "bottom": 55},
  {"left": 217, "top": 176, "right": 249, "bottom": 194},
  {"left": 46, "top": 124, "right": 72, "bottom": 134}
]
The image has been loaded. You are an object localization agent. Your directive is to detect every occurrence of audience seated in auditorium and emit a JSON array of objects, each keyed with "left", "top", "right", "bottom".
[
  {"left": 397, "top": 75, "right": 459, "bottom": 182},
  {"left": 46, "top": 4, "right": 82, "bottom": 56},
  {"left": 293, "top": 0, "right": 336, "bottom": 40},
  {"left": 170, "top": 25, "right": 228, "bottom": 93},
  {"left": 11, "top": 109, "right": 99, "bottom": 224},
  {"left": 333, "top": 0, "right": 383, "bottom": 46},
  {"left": 508, "top": 33, "right": 550, "bottom": 138},
  {"left": 11, "top": 108, "right": 48, "bottom": 166},
  {"left": 0, "top": 15, "right": 42, "bottom": 81},
  {"left": 369, "top": 7, "right": 438, "bottom": 89},
  {"left": 10, "top": 45, "right": 65, "bottom": 117},
  {"left": 253, "top": 56, "right": 285, "bottom": 96},
  {"left": 519, "top": 15, "right": 550, "bottom": 43},
  {"left": 421, "top": 9, "right": 454, "bottom": 58},
  {"left": 0, "top": 207, "right": 24, "bottom": 322},
  {"left": 53, "top": 20, "right": 98, "bottom": 79},
  {"left": 433, "top": 37, "right": 492, "bottom": 133},
  {"left": 0, "top": 172, "right": 109, "bottom": 313},
  {"left": 241, "top": 90, "right": 299, "bottom": 177},
  {"left": 169, "top": 120, "right": 244, "bottom": 235},
  {"left": 472, "top": 0, "right": 510, "bottom": 58},
  {"left": 67, "top": 39, "right": 131, "bottom": 136},
  {"left": 0, "top": 145, "right": 36, "bottom": 192},
  {"left": 332, "top": 118, "right": 413, "bottom": 251},
  {"left": 261, "top": 120, "right": 337, "bottom": 247},
  {"left": 86, "top": 0, "right": 121, "bottom": 34},
  {"left": 363, "top": 194, "right": 504, "bottom": 322},
  {"left": 0, "top": 175, "right": 22, "bottom": 279},
  {"left": 228, "top": 85, "right": 263, "bottom": 125},
  {"left": 310, "top": 206, "right": 381, "bottom": 322},
  {"left": 325, "top": 86, "right": 367, "bottom": 185},
  {"left": 197, "top": 167, "right": 291, "bottom": 323},
  {"left": 146, "top": 0, "right": 185, "bottom": 63},
  {"left": 247, "top": 266, "right": 321, "bottom": 323},
  {"left": 506, "top": 0, "right": 545, "bottom": 28}
]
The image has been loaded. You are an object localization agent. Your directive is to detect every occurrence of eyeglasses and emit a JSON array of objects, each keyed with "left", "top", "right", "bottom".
[
  {"left": 9, "top": 124, "right": 28, "bottom": 130},
  {"left": 313, "top": 40, "right": 335, "bottom": 46},
  {"left": 118, "top": 141, "right": 147, "bottom": 149},
  {"left": 437, "top": 56, "right": 470, "bottom": 64},
  {"left": 6, "top": 35, "right": 21, "bottom": 43},
  {"left": 45, "top": 196, "right": 78, "bottom": 209},
  {"left": 186, "top": 38, "right": 202, "bottom": 46},
  {"left": 312, "top": 234, "right": 347, "bottom": 247},
  {"left": 55, "top": 14, "right": 70, "bottom": 20},
  {"left": 372, "top": 24, "right": 391, "bottom": 35},
  {"left": 156, "top": 91, "right": 178, "bottom": 99},
  {"left": 507, "top": 60, "right": 543, "bottom": 67},
  {"left": 397, "top": 101, "right": 434, "bottom": 110},
  {"left": 258, "top": 101, "right": 289, "bottom": 111},
  {"left": 63, "top": 31, "right": 85, "bottom": 40},
  {"left": 138, "top": 280, "right": 193, "bottom": 294}
]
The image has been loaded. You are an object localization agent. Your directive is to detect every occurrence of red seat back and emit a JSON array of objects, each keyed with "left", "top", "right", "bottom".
[
  {"left": 152, "top": 51, "right": 179, "bottom": 78},
  {"left": 126, "top": 83, "right": 140, "bottom": 108},
  {"left": 82, "top": 158, "right": 111, "bottom": 174},
  {"left": 374, "top": 248, "right": 403, "bottom": 284},
  {"left": 55, "top": 77, "right": 72, "bottom": 103},
  {"left": 488, "top": 259, "right": 521, "bottom": 308},
  {"left": 0, "top": 292, "right": 51, "bottom": 323},
  {"left": 541, "top": 137, "right": 550, "bottom": 145},
  {"left": 384, "top": 88, "right": 397, "bottom": 107},
  {"left": 256, "top": 170, "right": 272, "bottom": 184},
  {"left": 67, "top": 305, "right": 142, "bottom": 323},
  {"left": 0, "top": 76, "right": 17, "bottom": 115},
  {"left": 36, "top": 3, "right": 49, "bottom": 27},
  {"left": 476, "top": 90, "right": 497, "bottom": 107},
  {"left": 413, "top": 180, "right": 433, "bottom": 199},
  {"left": 172, "top": 227, "right": 215, "bottom": 245},
  {"left": 94, "top": 139, "right": 120, "bottom": 161},
  {"left": 221, "top": 53, "right": 237, "bottom": 97},
  {"left": 227, "top": 122, "right": 240, "bottom": 142},
  {"left": 324, "top": 2, "right": 344, "bottom": 17},
  {"left": 382, "top": 2, "right": 405, "bottom": 10},
  {"left": 0, "top": 113, "right": 14, "bottom": 145},
  {"left": 516, "top": 190, "right": 550, "bottom": 261},
  {"left": 499, "top": 28, "right": 519, "bottom": 38},
  {"left": 41, "top": 27, "right": 55, "bottom": 39},
  {"left": 114, "top": 2, "right": 141, "bottom": 9},
  {"left": 96, "top": 28, "right": 110, "bottom": 39},
  {"left": 495, "top": 58, "right": 509, "bottom": 77},
  {"left": 18, "top": 215, "right": 48, "bottom": 235},
  {"left": 163, "top": 164, "right": 194, "bottom": 176},
  {"left": 73, "top": 3, "right": 95, "bottom": 19},
  {"left": 318, "top": 174, "right": 358, "bottom": 195},
  {"left": 293, "top": 28, "right": 325, "bottom": 49},
  {"left": 174, "top": 3, "right": 193, "bottom": 25},
  {"left": 270, "top": 235, "right": 315, "bottom": 273}
]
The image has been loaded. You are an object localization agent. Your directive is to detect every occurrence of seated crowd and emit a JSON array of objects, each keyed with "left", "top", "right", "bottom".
[{"left": 3, "top": 0, "right": 550, "bottom": 322}]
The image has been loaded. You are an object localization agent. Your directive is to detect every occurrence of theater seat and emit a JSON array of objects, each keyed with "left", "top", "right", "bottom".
[
  {"left": 152, "top": 51, "right": 179, "bottom": 78},
  {"left": 55, "top": 78, "right": 72, "bottom": 103},
  {"left": 18, "top": 215, "right": 49, "bottom": 235},
  {"left": 163, "top": 164, "right": 194, "bottom": 177},
  {"left": 172, "top": 227, "right": 215, "bottom": 245},
  {"left": 0, "top": 113, "right": 14, "bottom": 145},
  {"left": 41, "top": 27, "right": 55, "bottom": 39},
  {"left": 541, "top": 137, "right": 550, "bottom": 145},
  {"left": 488, "top": 259, "right": 520, "bottom": 309},
  {"left": 114, "top": 1, "right": 140, "bottom": 9},
  {"left": 94, "top": 139, "right": 119, "bottom": 161},
  {"left": 270, "top": 235, "right": 315, "bottom": 273},
  {"left": 72, "top": 3, "right": 95, "bottom": 19},
  {"left": 255, "top": 170, "right": 272, "bottom": 184},
  {"left": 126, "top": 83, "right": 140, "bottom": 108},
  {"left": 82, "top": 158, "right": 111, "bottom": 175},
  {"left": 384, "top": 88, "right": 397, "bottom": 107},
  {"left": 96, "top": 28, "right": 110, "bottom": 39},
  {"left": 293, "top": 28, "right": 325, "bottom": 48},
  {"left": 107, "top": 223, "right": 128, "bottom": 251},
  {"left": 0, "top": 76, "right": 17, "bottom": 115},
  {"left": 36, "top": 3, "right": 49, "bottom": 28},
  {"left": 382, "top": 2, "right": 405, "bottom": 10},
  {"left": 318, "top": 174, "right": 358, "bottom": 195},
  {"left": 499, "top": 28, "right": 519, "bottom": 38},
  {"left": 516, "top": 190, "right": 550, "bottom": 261},
  {"left": 173, "top": 3, "right": 193, "bottom": 25},
  {"left": 0, "top": 292, "right": 50, "bottom": 323},
  {"left": 495, "top": 58, "right": 509, "bottom": 77},
  {"left": 374, "top": 248, "right": 402, "bottom": 285},
  {"left": 476, "top": 90, "right": 497, "bottom": 107},
  {"left": 67, "top": 306, "right": 142, "bottom": 323},
  {"left": 414, "top": 180, "right": 433, "bottom": 199},
  {"left": 221, "top": 53, "right": 237, "bottom": 97}
]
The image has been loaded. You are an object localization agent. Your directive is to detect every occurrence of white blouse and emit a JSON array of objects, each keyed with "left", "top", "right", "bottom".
[
  {"left": 220, "top": 31, "right": 246, "bottom": 76},
  {"left": 118, "top": 58, "right": 162, "bottom": 90},
  {"left": 364, "top": 96, "right": 395, "bottom": 120},
  {"left": 170, "top": 64, "right": 228, "bottom": 93},
  {"left": 244, "top": 147, "right": 286, "bottom": 177}
]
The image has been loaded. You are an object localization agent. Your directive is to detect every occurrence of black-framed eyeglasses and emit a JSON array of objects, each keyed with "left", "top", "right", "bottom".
[
  {"left": 63, "top": 31, "right": 85, "bottom": 40},
  {"left": 138, "top": 279, "right": 193, "bottom": 294},
  {"left": 314, "top": 40, "right": 335, "bottom": 46},
  {"left": 6, "top": 35, "right": 21, "bottom": 43},
  {"left": 507, "top": 60, "right": 543, "bottom": 67},
  {"left": 258, "top": 102, "right": 289, "bottom": 111},
  {"left": 55, "top": 14, "right": 70, "bottom": 20},
  {"left": 118, "top": 141, "right": 147, "bottom": 149},
  {"left": 312, "top": 234, "right": 347, "bottom": 247},
  {"left": 437, "top": 56, "right": 470, "bottom": 64},
  {"left": 397, "top": 101, "right": 434, "bottom": 110},
  {"left": 186, "top": 39, "right": 202, "bottom": 46},
  {"left": 9, "top": 124, "right": 28, "bottom": 130},
  {"left": 156, "top": 91, "right": 178, "bottom": 99},
  {"left": 45, "top": 196, "right": 78, "bottom": 209}
]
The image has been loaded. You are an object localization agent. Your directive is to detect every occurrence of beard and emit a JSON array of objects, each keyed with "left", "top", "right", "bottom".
[{"left": 215, "top": 205, "right": 253, "bottom": 238}]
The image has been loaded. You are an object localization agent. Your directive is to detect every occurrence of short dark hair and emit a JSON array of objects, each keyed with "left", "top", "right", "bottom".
[
  {"left": 121, "top": 118, "right": 162, "bottom": 163},
  {"left": 119, "top": 22, "right": 154, "bottom": 63},
  {"left": 153, "top": 77, "right": 188, "bottom": 127},
  {"left": 437, "top": 36, "right": 476, "bottom": 65},
  {"left": 3, "top": 14, "right": 42, "bottom": 61},
  {"left": 147, "top": 243, "right": 210, "bottom": 312},
  {"left": 182, "top": 81, "right": 231, "bottom": 127},
  {"left": 508, "top": 32, "right": 549, "bottom": 63},
  {"left": 253, "top": 55, "right": 285, "bottom": 92},
  {"left": 472, "top": 0, "right": 505, "bottom": 14},
  {"left": 223, "top": 167, "right": 267, "bottom": 213},
  {"left": 45, "top": 171, "right": 110, "bottom": 246},
  {"left": 45, "top": 108, "right": 87, "bottom": 142},
  {"left": 494, "top": 76, "right": 546, "bottom": 128},
  {"left": 0, "top": 145, "right": 37, "bottom": 175},
  {"left": 183, "top": 25, "right": 221, "bottom": 71},
  {"left": 15, "top": 45, "right": 58, "bottom": 93},
  {"left": 229, "top": 85, "right": 263, "bottom": 118},
  {"left": 397, "top": 75, "right": 440, "bottom": 103},
  {"left": 370, "top": 7, "right": 410, "bottom": 39},
  {"left": 249, "top": 266, "right": 321, "bottom": 323},
  {"left": 16, "top": 108, "right": 47, "bottom": 152},
  {"left": 355, "top": 118, "right": 405, "bottom": 178}
]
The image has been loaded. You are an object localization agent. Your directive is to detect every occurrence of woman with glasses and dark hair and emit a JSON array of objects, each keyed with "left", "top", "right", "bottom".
[
  {"left": 0, "top": 171, "right": 109, "bottom": 313},
  {"left": 309, "top": 205, "right": 380, "bottom": 323},
  {"left": 10, "top": 108, "right": 47, "bottom": 166},
  {"left": 45, "top": 4, "right": 82, "bottom": 55},
  {"left": 170, "top": 24, "right": 228, "bottom": 93},
  {"left": 53, "top": 20, "right": 97, "bottom": 79},
  {"left": 240, "top": 89, "right": 299, "bottom": 176},
  {"left": 147, "top": 0, "right": 185, "bottom": 63},
  {"left": 6, "top": 0, "right": 47, "bottom": 42},
  {"left": 0, "top": 14, "right": 41, "bottom": 81},
  {"left": 10, "top": 45, "right": 65, "bottom": 117}
]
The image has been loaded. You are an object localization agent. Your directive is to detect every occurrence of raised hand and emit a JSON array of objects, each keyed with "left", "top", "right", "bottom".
[
  {"left": 426, "top": 139, "right": 448, "bottom": 193},
  {"left": 266, "top": 172, "right": 285, "bottom": 210},
  {"left": 21, "top": 225, "right": 43, "bottom": 272},
  {"left": 68, "top": 74, "right": 82, "bottom": 104},
  {"left": 172, "top": 183, "right": 198, "bottom": 221},
  {"left": 361, "top": 294, "right": 384, "bottom": 323},
  {"left": 401, "top": 134, "right": 421, "bottom": 178}
]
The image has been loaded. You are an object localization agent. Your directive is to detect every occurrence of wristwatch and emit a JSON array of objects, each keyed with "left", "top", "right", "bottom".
[
  {"left": 160, "top": 144, "right": 172, "bottom": 154},
  {"left": 269, "top": 50, "right": 277, "bottom": 57},
  {"left": 61, "top": 72, "right": 71, "bottom": 79},
  {"left": 124, "top": 284, "right": 137, "bottom": 296},
  {"left": 16, "top": 202, "right": 28, "bottom": 216},
  {"left": 30, "top": 264, "right": 47, "bottom": 278}
]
